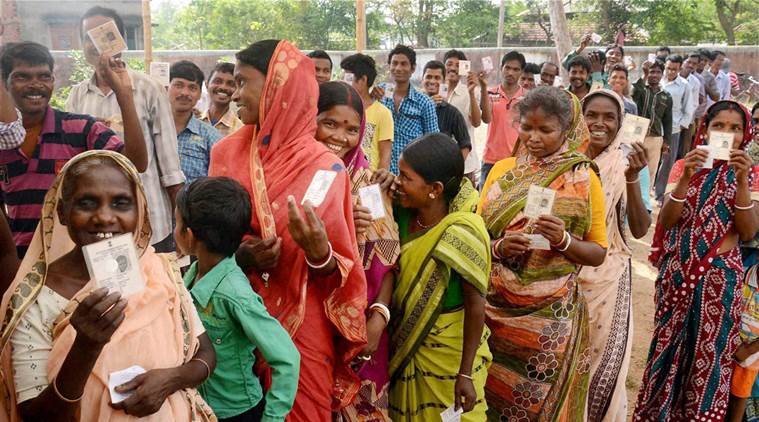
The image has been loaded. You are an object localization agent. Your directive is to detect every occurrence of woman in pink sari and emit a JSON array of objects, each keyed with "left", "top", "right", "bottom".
[{"left": 209, "top": 40, "right": 368, "bottom": 420}]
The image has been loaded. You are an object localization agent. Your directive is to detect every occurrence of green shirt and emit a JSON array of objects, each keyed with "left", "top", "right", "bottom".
[{"left": 184, "top": 257, "right": 300, "bottom": 421}]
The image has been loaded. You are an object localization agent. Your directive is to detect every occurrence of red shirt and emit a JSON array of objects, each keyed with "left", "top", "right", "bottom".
[{"left": 483, "top": 85, "right": 526, "bottom": 164}]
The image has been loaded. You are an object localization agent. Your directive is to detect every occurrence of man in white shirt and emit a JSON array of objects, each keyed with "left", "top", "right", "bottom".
[
  {"left": 442, "top": 49, "right": 492, "bottom": 184},
  {"left": 655, "top": 55, "right": 693, "bottom": 204},
  {"left": 708, "top": 50, "right": 731, "bottom": 106},
  {"left": 679, "top": 53, "right": 701, "bottom": 158},
  {"left": 66, "top": 6, "right": 185, "bottom": 252}
]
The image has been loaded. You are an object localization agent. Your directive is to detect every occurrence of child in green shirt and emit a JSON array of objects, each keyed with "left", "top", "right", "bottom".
[{"left": 175, "top": 177, "right": 300, "bottom": 422}]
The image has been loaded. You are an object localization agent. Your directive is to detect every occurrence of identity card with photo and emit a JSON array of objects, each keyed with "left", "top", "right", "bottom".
[
  {"left": 384, "top": 83, "right": 395, "bottom": 98},
  {"left": 708, "top": 131, "right": 733, "bottom": 161},
  {"left": 82, "top": 233, "right": 144, "bottom": 297},
  {"left": 302, "top": 170, "right": 337, "bottom": 207},
  {"left": 358, "top": 184, "right": 387, "bottom": 220},
  {"left": 440, "top": 405, "right": 463, "bottom": 422},
  {"left": 482, "top": 56, "right": 494, "bottom": 72},
  {"left": 150, "top": 62, "right": 170, "bottom": 88},
  {"left": 109, "top": 365, "right": 146, "bottom": 404},
  {"left": 524, "top": 185, "right": 556, "bottom": 219},
  {"left": 343, "top": 72, "right": 354, "bottom": 83},
  {"left": 86, "top": 20, "right": 128, "bottom": 57},
  {"left": 526, "top": 233, "right": 551, "bottom": 250},
  {"left": 618, "top": 115, "right": 650, "bottom": 145},
  {"left": 439, "top": 83, "right": 449, "bottom": 97},
  {"left": 458, "top": 60, "right": 471, "bottom": 76},
  {"left": 696, "top": 145, "right": 715, "bottom": 169},
  {"left": 591, "top": 33, "right": 602, "bottom": 43}
]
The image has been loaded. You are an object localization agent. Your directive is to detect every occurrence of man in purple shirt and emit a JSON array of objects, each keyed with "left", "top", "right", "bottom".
[{"left": 0, "top": 42, "right": 146, "bottom": 257}]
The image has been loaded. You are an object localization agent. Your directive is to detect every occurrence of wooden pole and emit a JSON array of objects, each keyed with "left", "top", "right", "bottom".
[
  {"left": 356, "top": 0, "right": 366, "bottom": 52},
  {"left": 142, "top": 0, "right": 153, "bottom": 69},
  {"left": 497, "top": 0, "right": 505, "bottom": 48}
]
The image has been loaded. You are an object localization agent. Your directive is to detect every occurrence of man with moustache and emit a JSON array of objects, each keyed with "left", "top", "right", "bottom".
[
  {"left": 421, "top": 60, "right": 471, "bottom": 159},
  {"left": 632, "top": 59, "right": 673, "bottom": 188},
  {"left": 519, "top": 63, "right": 540, "bottom": 91},
  {"left": 481, "top": 50, "right": 526, "bottom": 185},
  {"left": 539, "top": 61, "right": 560, "bottom": 86},
  {"left": 567, "top": 55, "right": 593, "bottom": 100},
  {"left": 709, "top": 50, "right": 731, "bottom": 104},
  {"left": 442, "top": 49, "right": 491, "bottom": 182},
  {"left": 169, "top": 61, "right": 222, "bottom": 183},
  {"left": 200, "top": 62, "right": 243, "bottom": 137},
  {"left": 66, "top": 6, "right": 184, "bottom": 253}
]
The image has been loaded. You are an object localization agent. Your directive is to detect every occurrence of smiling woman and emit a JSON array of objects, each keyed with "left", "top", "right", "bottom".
[{"left": 0, "top": 150, "right": 216, "bottom": 421}]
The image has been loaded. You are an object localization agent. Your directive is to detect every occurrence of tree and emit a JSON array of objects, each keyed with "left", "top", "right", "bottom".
[
  {"left": 714, "top": 0, "right": 759, "bottom": 45},
  {"left": 436, "top": 0, "right": 500, "bottom": 47},
  {"left": 548, "top": 0, "right": 571, "bottom": 67}
]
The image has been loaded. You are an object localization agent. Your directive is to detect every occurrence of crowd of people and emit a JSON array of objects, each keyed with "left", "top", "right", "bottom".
[{"left": 0, "top": 5, "right": 758, "bottom": 422}]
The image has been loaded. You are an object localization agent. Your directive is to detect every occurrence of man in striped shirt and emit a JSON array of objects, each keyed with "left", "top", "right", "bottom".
[{"left": 0, "top": 42, "right": 147, "bottom": 258}]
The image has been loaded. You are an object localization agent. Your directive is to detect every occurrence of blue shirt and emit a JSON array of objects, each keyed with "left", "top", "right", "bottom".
[
  {"left": 177, "top": 115, "right": 223, "bottom": 183},
  {"left": 380, "top": 85, "right": 439, "bottom": 173}
]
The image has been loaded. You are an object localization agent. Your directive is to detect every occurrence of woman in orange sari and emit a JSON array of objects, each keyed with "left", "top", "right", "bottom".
[
  {"left": 208, "top": 40, "right": 367, "bottom": 420},
  {"left": 0, "top": 150, "right": 216, "bottom": 421}
]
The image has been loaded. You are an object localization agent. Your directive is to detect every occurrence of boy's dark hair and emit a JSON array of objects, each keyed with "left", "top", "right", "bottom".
[
  {"left": 207, "top": 62, "right": 235, "bottom": 84},
  {"left": 501, "top": 50, "right": 526, "bottom": 69},
  {"left": 423, "top": 60, "right": 445, "bottom": 75},
  {"left": 307, "top": 49, "right": 333, "bottom": 68},
  {"left": 666, "top": 54, "right": 684, "bottom": 65},
  {"left": 568, "top": 55, "right": 592, "bottom": 73},
  {"left": 689, "top": 51, "right": 702, "bottom": 61},
  {"left": 176, "top": 177, "right": 252, "bottom": 257},
  {"left": 523, "top": 62, "right": 541, "bottom": 75},
  {"left": 1, "top": 42, "right": 54, "bottom": 81},
  {"left": 657, "top": 46, "right": 671, "bottom": 54},
  {"left": 388, "top": 44, "right": 416, "bottom": 66},
  {"left": 80, "top": 6, "right": 125, "bottom": 40},
  {"left": 650, "top": 59, "right": 666, "bottom": 72},
  {"left": 170, "top": 60, "right": 205, "bottom": 86},
  {"left": 340, "top": 53, "right": 378, "bottom": 87},
  {"left": 609, "top": 63, "right": 629, "bottom": 78},
  {"left": 713, "top": 50, "right": 726, "bottom": 58},
  {"left": 443, "top": 49, "right": 467, "bottom": 62},
  {"left": 698, "top": 48, "right": 716, "bottom": 61},
  {"left": 236, "top": 39, "right": 279, "bottom": 75}
]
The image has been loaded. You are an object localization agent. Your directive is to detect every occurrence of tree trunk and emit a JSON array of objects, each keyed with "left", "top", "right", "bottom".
[
  {"left": 548, "top": 0, "right": 572, "bottom": 79},
  {"left": 415, "top": 0, "right": 432, "bottom": 47},
  {"left": 714, "top": 0, "right": 737, "bottom": 45}
]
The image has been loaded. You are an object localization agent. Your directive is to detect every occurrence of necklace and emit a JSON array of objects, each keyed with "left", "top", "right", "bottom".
[{"left": 416, "top": 215, "right": 435, "bottom": 229}]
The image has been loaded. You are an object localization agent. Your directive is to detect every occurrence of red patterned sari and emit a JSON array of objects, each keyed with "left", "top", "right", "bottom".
[{"left": 209, "top": 41, "right": 367, "bottom": 420}]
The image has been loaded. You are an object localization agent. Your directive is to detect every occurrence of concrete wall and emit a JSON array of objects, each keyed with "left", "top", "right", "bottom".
[{"left": 50, "top": 45, "right": 759, "bottom": 90}]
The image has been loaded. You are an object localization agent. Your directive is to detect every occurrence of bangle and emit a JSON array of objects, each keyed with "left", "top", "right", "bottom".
[
  {"left": 626, "top": 177, "right": 640, "bottom": 184},
  {"left": 669, "top": 193, "right": 687, "bottom": 203},
  {"left": 457, "top": 373, "right": 473, "bottom": 380},
  {"left": 306, "top": 242, "right": 333, "bottom": 269},
  {"left": 369, "top": 303, "right": 391, "bottom": 324},
  {"left": 492, "top": 238, "right": 505, "bottom": 260},
  {"left": 191, "top": 358, "right": 212, "bottom": 381},
  {"left": 556, "top": 231, "right": 572, "bottom": 252},
  {"left": 52, "top": 377, "right": 83, "bottom": 403},
  {"left": 736, "top": 202, "right": 755, "bottom": 210}
]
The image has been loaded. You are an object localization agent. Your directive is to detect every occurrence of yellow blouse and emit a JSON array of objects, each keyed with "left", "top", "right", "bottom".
[{"left": 477, "top": 157, "right": 608, "bottom": 248}]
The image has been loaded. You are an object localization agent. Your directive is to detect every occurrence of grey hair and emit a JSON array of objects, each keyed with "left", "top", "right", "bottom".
[
  {"left": 516, "top": 86, "right": 573, "bottom": 131},
  {"left": 60, "top": 156, "right": 131, "bottom": 206}
]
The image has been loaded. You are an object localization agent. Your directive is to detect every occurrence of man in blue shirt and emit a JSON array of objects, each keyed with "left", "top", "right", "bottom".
[
  {"left": 169, "top": 60, "right": 222, "bottom": 183},
  {"left": 380, "top": 44, "right": 438, "bottom": 174}
]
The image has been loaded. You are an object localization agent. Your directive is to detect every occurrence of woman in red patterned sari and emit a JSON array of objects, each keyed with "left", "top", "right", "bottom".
[
  {"left": 209, "top": 40, "right": 367, "bottom": 420},
  {"left": 635, "top": 100, "right": 759, "bottom": 421}
]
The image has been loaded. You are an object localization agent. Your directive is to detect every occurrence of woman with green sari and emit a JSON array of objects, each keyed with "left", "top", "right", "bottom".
[
  {"left": 477, "top": 86, "right": 608, "bottom": 421},
  {"left": 388, "top": 132, "right": 492, "bottom": 421}
]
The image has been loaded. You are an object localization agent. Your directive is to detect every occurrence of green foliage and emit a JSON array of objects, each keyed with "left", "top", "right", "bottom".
[{"left": 437, "top": 0, "right": 500, "bottom": 47}]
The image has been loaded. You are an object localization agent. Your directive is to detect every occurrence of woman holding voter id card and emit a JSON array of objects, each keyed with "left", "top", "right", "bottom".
[
  {"left": 477, "top": 86, "right": 608, "bottom": 421},
  {"left": 578, "top": 89, "right": 651, "bottom": 422},
  {"left": 315, "top": 81, "right": 400, "bottom": 422},
  {"left": 0, "top": 150, "right": 216, "bottom": 421},
  {"left": 208, "top": 40, "right": 368, "bottom": 420},
  {"left": 635, "top": 100, "right": 759, "bottom": 420}
]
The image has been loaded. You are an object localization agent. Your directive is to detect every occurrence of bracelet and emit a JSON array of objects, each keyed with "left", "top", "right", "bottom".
[
  {"left": 556, "top": 231, "right": 572, "bottom": 252},
  {"left": 669, "top": 192, "right": 687, "bottom": 203},
  {"left": 736, "top": 202, "right": 755, "bottom": 210},
  {"left": 369, "top": 303, "right": 391, "bottom": 324},
  {"left": 191, "top": 358, "right": 212, "bottom": 381},
  {"left": 457, "top": 373, "right": 473, "bottom": 380},
  {"left": 625, "top": 177, "right": 640, "bottom": 184},
  {"left": 306, "top": 242, "right": 333, "bottom": 269},
  {"left": 492, "top": 238, "right": 505, "bottom": 260},
  {"left": 52, "top": 377, "right": 83, "bottom": 403}
]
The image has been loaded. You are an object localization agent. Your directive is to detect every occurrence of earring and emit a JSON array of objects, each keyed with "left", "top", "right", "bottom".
[{"left": 429, "top": 193, "right": 436, "bottom": 199}]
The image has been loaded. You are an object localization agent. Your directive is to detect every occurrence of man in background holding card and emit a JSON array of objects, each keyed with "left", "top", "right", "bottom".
[
  {"left": 421, "top": 61, "right": 472, "bottom": 161},
  {"left": 380, "top": 44, "right": 439, "bottom": 174},
  {"left": 168, "top": 61, "right": 222, "bottom": 184},
  {"left": 67, "top": 6, "right": 185, "bottom": 253},
  {"left": 442, "top": 49, "right": 492, "bottom": 183}
]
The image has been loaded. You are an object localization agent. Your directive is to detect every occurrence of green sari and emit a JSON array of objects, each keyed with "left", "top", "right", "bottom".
[{"left": 388, "top": 180, "right": 493, "bottom": 421}]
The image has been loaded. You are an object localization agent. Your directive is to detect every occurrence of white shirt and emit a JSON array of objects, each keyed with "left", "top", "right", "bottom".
[
  {"left": 715, "top": 70, "right": 732, "bottom": 101},
  {"left": 684, "top": 73, "right": 701, "bottom": 128},
  {"left": 663, "top": 76, "right": 693, "bottom": 134},
  {"left": 65, "top": 69, "right": 185, "bottom": 244},
  {"left": 447, "top": 82, "right": 482, "bottom": 174}
]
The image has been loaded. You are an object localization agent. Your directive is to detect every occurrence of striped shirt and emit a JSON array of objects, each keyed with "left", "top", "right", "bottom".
[
  {"left": 0, "top": 110, "right": 25, "bottom": 150},
  {"left": 0, "top": 106, "right": 123, "bottom": 257}
]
